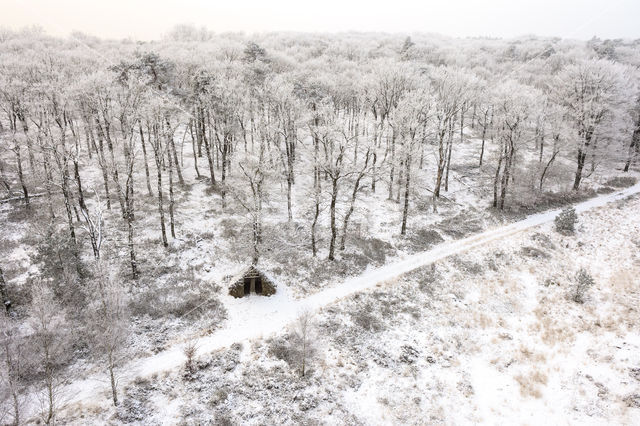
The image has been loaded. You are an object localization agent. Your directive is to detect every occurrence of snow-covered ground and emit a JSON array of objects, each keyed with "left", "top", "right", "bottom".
[{"left": 49, "top": 181, "right": 640, "bottom": 424}]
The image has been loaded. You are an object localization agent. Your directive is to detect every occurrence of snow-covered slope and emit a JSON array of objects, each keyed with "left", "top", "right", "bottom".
[{"left": 52, "top": 182, "right": 640, "bottom": 418}]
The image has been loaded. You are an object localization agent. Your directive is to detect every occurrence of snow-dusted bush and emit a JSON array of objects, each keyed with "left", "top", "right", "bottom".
[
  {"left": 605, "top": 176, "right": 637, "bottom": 188},
  {"left": 267, "top": 335, "right": 297, "bottom": 366},
  {"left": 520, "top": 246, "right": 549, "bottom": 259},
  {"left": 183, "top": 340, "right": 198, "bottom": 378},
  {"left": 573, "top": 268, "right": 595, "bottom": 303},
  {"left": 117, "top": 378, "right": 154, "bottom": 423},
  {"left": 450, "top": 255, "right": 485, "bottom": 274},
  {"left": 350, "top": 237, "right": 393, "bottom": 264},
  {"left": 554, "top": 207, "right": 578, "bottom": 234},
  {"left": 351, "top": 304, "right": 383, "bottom": 332}
]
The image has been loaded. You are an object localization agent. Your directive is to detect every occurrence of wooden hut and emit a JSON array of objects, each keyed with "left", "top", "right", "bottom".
[{"left": 228, "top": 265, "right": 276, "bottom": 298}]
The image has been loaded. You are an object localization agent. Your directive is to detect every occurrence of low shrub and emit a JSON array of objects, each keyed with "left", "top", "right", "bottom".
[
  {"left": 520, "top": 246, "right": 549, "bottom": 259},
  {"left": 351, "top": 304, "right": 383, "bottom": 332},
  {"left": 605, "top": 176, "right": 637, "bottom": 188},
  {"left": 573, "top": 268, "right": 594, "bottom": 304},
  {"left": 554, "top": 207, "right": 577, "bottom": 234},
  {"left": 267, "top": 335, "right": 298, "bottom": 367},
  {"left": 438, "top": 212, "right": 484, "bottom": 238},
  {"left": 450, "top": 255, "right": 484, "bottom": 275},
  {"left": 531, "top": 232, "right": 555, "bottom": 249},
  {"left": 350, "top": 237, "right": 393, "bottom": 265}
]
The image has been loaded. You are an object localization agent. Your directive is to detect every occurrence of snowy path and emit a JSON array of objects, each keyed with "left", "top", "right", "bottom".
[{"left": 58, "top": 182, "right": 640, "bottom": 413}]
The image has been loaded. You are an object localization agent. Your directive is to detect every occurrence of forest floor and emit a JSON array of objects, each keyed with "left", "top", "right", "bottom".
[{"left": 29, "top": 181, "right": 640, "bottom": 424}]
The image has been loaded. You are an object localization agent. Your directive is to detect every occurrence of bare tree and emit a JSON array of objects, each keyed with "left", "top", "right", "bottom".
[
  {"left": 555, "top": 59, "right": 627, "bottom": 190},
  {"left": 624, "top": 96, "right": 640, "bottom": 172},
  {"left": 292, "top": 310, "right": 316, "bottom": 378},
  {"left": 29, "top": 280, "right": 70, "bottom": 425},
  {"left": 236, "top": 144, "right": 268, "bottom": 265},
  {"left": 78, "top": 189, "right": 105, "bottom": 260},
  {"left": 146, "top": 114, "right": 169, "bottom": 248},
  {"left": 339, "top": 148, "right": 370, "bottom": 250},
  {"left": 396, "top": 89, "right": 430, "bottom": 235},
  {"left": 430, "top": 68, "right": 464, "bottom": 199},
  {"left": 86, "top": 263, "right": 129, "bottom": 406},
  {"left": 0, "top": 312, "right": 25, "bottom": 425},
  {"left": 491, "top": 81, "right": 537, "bottom": 209}
]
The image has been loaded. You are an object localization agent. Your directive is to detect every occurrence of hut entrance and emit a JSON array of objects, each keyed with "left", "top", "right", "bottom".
[
  {"left": 229, "top": 266, "right": 276, "bottom": 298},
  {"left": 242, "top": 276, "right": 263, "bottom": 295}
]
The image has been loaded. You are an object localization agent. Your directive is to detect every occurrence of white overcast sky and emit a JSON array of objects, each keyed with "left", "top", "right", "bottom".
[{"left": 1, "top": 0, "right": 638, "bottom": 40}]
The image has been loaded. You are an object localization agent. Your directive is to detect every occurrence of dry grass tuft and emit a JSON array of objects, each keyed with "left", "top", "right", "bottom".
[{"left": 514, "top": 370, "right": 548, "bottom": 398}]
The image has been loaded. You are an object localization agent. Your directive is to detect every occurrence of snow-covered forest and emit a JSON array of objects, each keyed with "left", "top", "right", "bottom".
[{"left": 1, "top": 25, "right": 640, "bottom": 424}]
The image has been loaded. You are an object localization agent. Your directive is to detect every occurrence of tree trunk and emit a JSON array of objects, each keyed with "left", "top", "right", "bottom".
[
  {"left": 0, "top": 266, "right": 10, "bottom": 312},
  {"left": 73, "top": 159, "right": 87, "bottom": 212},
  {"left": 286, "top": 175, "right": 293, "bottom": 222},
  {"left": 93, "top": 123, "right": 112, "bottom": 209},
  {"left": 499, "top": 147, "right": 513, "bottom": 210},
  {"left": 328, "top": 178, "right": 339, "bottom": 261},
  {"left": 108, "top": 352, "right": 118, "bottom": 406},
  {"left": 196, "top": 109, "right": 203, "bottom": 158},
  {"left": 99, "top": 118, "right": 125, "bottom": 215},
  {"left": 396, "top": 158, "right": 403, "bottom": 203},
  {"left": 157, "top": 168, "right": 168, "bottom": 247},
  {"left": 434, "top": 129, "right": 447, "bottom": 198},
  {"left": 189, "top": 120, "right": 200, "bottom": 178},
  {"left": 371, "top": 119, "right": 380, "bottom": 192},
  {"left": 388, "top": 127, "right": 396, "bottom": 200},
  {"left": 8, "top": 372, "right": 19, "bottom": 425},
  {"left": 13, "top": 139, "right": 29, "bottom": 206},
  {"left": 339, "top": 155, "right": 369, "bottom": 250},
  {"left": 540, "top": 150, "right": 559, "bottom": 190},
  {"left": 139, "top": 125, "right": 153, "bottom": 196},
  {"left": 45, "top": 365, "right": 55, "bottom": 425},
  {"left": 167, "top": 143, "right": 176, "bottom": 239},
  {"left": 444, "top": 120, "right": 454, "bottom": 192},
  {"left": 590, "top": 137, "right": 598, "bottom": 173},
  {"left": 170, "top": 135, "right": 184, "bottom": 185},
  {"left": 42, "top": 152, "right": 55, "bottom": 219},
  {"left": 573, "top": 148, "right": 587, "bottom": 191},
  {"left": 623, "top": 139, "right": 637, "bottom": 172},
  {"left": 493, "top": 143, "right": 504, "bottom": 208},
  {"left": 154, "top": 145, "right": 168, "bottom": 247},
  {"left": 60, "top": 165, "right": 77, "bottom": 245},
  {"left": 219, "top": 132, "right": 229, "bottom": 208},
  {"left": 285, "top": 127, "right": 295, "bottom": 222},
  {"left": 401, "top": 152, "right": 411, "bottom": 235},
  {"left": 479, "top": 121, "right": 487, "bottom": 167},
  {"left": 252, "top": 214, "right": 260, "bottom": 265},
  {"left": 624, "top": 118, "right": 640, "bottom": 172},
  {"left": 83, "top": 116, "right": 94, "bottom": 161},
  {"left": 311, "top": 190, "right": 320, "bottom": 257},
  {"left": 125, "top": 184, "right": 138, "bottom": 279},
  {"left": 202, "top": 117, "right": 216, "bottom": 186},
  {"left": 0, "top": 158, "right": 12, "bottom": 196},
  {"left": 370, "top": 151, "right": 377, "bottom": 192}
]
